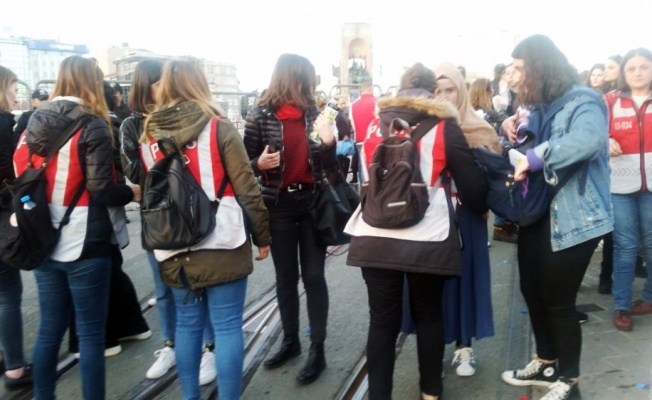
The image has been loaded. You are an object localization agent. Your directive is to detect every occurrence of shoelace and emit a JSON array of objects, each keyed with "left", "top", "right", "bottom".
[
  {"left": 153, "top": 347, "right": 173, "bottom": 359},
  {"left": 541, "top": 381, "right": 571, "bottom": 400},
  {"left": 515, "top": 360, "right": 543, "bottom": 378},
  {"left": 452, "top": 348, "right": 474, "bottom": 366}
]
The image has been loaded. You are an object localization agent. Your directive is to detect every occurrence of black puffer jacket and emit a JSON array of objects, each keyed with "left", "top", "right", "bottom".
[
  {"left": 25, "top": 100, "right": 134, "bottom": 259},
  {"left": 243, "top": 105, "right": 338, "bottom": 204},
  {"left": 0, "top": 111, "right": 16, "bottom": 187},
  {"left": 119, "top": 113, "right": 146, "bottom": 187}
]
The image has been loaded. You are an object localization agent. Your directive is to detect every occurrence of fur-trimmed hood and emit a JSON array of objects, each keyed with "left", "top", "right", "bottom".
[{"left": 377, "top": 94, "right": 460, "bottom": 122}]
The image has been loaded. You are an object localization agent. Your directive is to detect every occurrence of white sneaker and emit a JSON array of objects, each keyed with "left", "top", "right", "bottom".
[
  {"left": 146, "top": 347, "right": 176, "bottom": 379},
  {"left": 540, "top": 379, "right": 580, "bottom": 400},
  {"left": 199, "top": 351, "right": 216, "bottom": 386},
  {"left": 72, "top": 344, "right": 122, "bottom": 359},
  {"left": 452, "top": 347, "right": 476, "bottom": 377}
]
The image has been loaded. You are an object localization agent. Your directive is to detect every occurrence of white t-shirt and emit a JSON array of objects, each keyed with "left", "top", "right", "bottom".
[{"left": 632, "top": 95, "right": 648, "bottom": 109}]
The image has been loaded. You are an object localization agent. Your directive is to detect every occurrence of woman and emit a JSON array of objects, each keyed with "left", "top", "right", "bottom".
[
  {"left": 586, "top": 64, "right": 607, "bottom": 93},
  {"left": 120, "top": 59, "right": 216, "bottom": 384},
  {"left": 345, "top": 63, "right": 488, "bottom": 400},
  {"left": 606, "top": 47, "right": 652, "bottom": 332},
  {"left": 243, "top": 53, "right": 337, "bottom": 384},
  {"left": 604, "top": 55, "right": 623, "bottom": 93},
  {"left": 468, "top": 77, "right": 507, "bottom": 134},
  {"left": 0, "top": 65, "right": 33, "bottom": 389},
  {"left": 432, "top": 63, "right": 500, "bottom": 378},
  {"left": 499, "top": 35, "right": 612, "bottom": 400},
  {"left": 13, "top": 55, "right": 138, "bottom": 399},
  {"left": 140, "top": 59, "right": 271, "bottom": 400}
]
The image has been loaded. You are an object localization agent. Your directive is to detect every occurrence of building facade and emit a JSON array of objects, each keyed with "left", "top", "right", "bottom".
[{"left": 0, "top": 37, "right": 88, "bottom": 111}]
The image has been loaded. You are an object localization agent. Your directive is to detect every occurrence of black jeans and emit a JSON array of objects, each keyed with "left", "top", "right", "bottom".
[
  {"left": 362, "top": 267, "right": 446, "bottom": 399},
  {"left": 518, "top": 216, "right": 600, "bottom": 379},
  {"left": 268, "top": 189, "right": 328, "bottom": 343},
  {"left": 600, "top": 232, "right": 613, "bottom": 283}
]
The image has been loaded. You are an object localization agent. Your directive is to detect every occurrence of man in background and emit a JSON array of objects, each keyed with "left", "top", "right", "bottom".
[
  {"left": 13, "top": 89, "right": 49, "bottom": 146},
  {"left": 349, "top": 79, "right": 376, "bottom": 184},
  {"left": 110, "top": 82, "right": 131, "bottom": 121}
]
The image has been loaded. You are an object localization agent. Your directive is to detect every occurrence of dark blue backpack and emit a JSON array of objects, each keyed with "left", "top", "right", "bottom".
[{"left": 473, "top": 87, "right": 599, "bottom": 227}]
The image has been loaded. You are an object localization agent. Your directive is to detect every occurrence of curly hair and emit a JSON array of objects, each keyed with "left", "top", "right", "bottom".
[{"left": 511, "top": 35, "right": 578, "bottom": 105}]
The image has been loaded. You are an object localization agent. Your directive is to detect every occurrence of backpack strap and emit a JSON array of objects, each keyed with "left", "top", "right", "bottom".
[
  {"left": 409, "top": 117, "right": 440, "bottom": 143},
  {"left": 213, "top": 117, "right": 230, "bottom": 202},
  {"left": 49, "top": 113, "right": 92, "bottom": 230},
  {"left": 439, "top": 169, "right": 459, "bottom": 225}
]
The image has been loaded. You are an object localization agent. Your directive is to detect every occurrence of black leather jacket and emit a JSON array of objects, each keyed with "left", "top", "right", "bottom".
[{"left": 243, "top": 105, "right": 337, "bottom": 204}]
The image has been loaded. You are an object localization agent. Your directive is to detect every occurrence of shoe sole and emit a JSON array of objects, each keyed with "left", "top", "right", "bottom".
[
  {"left": 455, "top": 369, "right": 476, "bottom": 377},
  {"left": 119, "top": 330, "right": 153, "bottom": 341},
  {"left": 263, "top": 353, "right": 301, "bottom": 370},
  {"left": 501, "top": 373, "right": 555, "bottom": 388}
]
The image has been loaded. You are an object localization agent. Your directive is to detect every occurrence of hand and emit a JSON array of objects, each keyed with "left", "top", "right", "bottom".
[
  {"left": 131, "top": 185, "right": 142, "bottom": 203},
  {"left": 609, "top": 138, "right": 623, "bottom": 157},
  {"left": 502, "top": 115, "right": 517, "bottom": 142},
  {"left": 257, "top": 145, "right": 280, "bottom": 170},
  {"left": 255, "top": 245, "right": 270, "bottom": 261},
  {"left": 314, "top": 114, "right": 335, "bottom": 146},
  {"left": 513, "top": 157, "right": 530, "bottom": 182}
]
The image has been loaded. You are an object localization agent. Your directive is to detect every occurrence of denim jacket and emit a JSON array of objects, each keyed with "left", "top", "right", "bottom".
[{"left": 530, "top": 85, "right": 614, "bottom": 251}]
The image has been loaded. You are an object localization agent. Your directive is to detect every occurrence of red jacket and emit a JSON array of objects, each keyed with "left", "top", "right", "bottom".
[
  {"left": 350, "top": 93, "right": 377, "bottom": 144},
  {"left": 606, "top": 91, "right": 652, "bottom": 193}
]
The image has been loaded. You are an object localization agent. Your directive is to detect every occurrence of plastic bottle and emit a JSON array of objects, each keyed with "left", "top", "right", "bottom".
[
  {"left": 21, "top": 195, "right": 36, "bottom": 210},
  {"left": 309, "top": 99, "right": 340, "bottom": 141}
]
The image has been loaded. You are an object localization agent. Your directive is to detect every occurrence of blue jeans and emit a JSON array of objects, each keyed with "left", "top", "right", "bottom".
[
  {"left": 612, "top": 192, "right": 652, "bottom": 310},
  {"left": 0, "top": 262, "right": 25, "bottom": 370},
  {"left": 148, "top": 251, "right": 215, "bottom": 345},
  {"left": 171, "top": 276, "right": 247, "bottom": 400},
  {"left": 32, "top": 258, "right": 111, "bottom": 400}
]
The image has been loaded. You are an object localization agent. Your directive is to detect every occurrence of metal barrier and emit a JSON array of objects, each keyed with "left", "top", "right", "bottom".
[{"left": 210, "top": 91, "right": 260, "bottom": 135}]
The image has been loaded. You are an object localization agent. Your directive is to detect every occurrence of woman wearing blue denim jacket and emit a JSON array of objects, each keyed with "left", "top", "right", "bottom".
[{"left": 499, "top": 35, "right": 613, "bottom": 400}]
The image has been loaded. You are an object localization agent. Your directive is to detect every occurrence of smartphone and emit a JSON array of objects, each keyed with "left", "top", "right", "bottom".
[
  {"left": 508, "top": 148, "right": 527, "bottom": 167},
  {"left": 268, "top": 141, "right": 278, "bottom": 153}
]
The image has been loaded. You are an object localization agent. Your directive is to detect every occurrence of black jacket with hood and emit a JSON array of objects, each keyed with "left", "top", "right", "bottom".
[
  {"left": 0, "top": 111, "right": 16, "bottom": 187},
  {"left": 24, "top": 99, "right": 134, "bottom": 259}
]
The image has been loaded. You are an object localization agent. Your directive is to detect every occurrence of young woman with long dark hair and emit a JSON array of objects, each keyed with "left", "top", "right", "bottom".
[{"left": 499, "top": 35, "right": 612, "bottom": 400}]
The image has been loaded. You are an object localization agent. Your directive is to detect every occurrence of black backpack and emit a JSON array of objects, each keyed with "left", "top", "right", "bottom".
[
  {"left": 140, "top": 135, "right": 228, "bottom": 251},
  {"left": 0, "top": 114, "right": 90, "bottom": 270},
  {"left": 361, "top": 117, "right": 439, "bottom": 229}
]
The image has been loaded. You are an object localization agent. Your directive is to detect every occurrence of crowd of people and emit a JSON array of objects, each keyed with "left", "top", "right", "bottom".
[{"left": 0, "top": 33, "right": 650, "bottom": 400}]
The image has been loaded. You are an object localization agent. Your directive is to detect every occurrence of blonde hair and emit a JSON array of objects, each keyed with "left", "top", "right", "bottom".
[
  {"left": 51, "top": 56, "right": 110, "bottom": 124},
  {"left": 0, "top": 65, "right": 18, "bottom": 113},
  {"left": 155, "top": 59, "right": 223, "bottom": 117},
  {"left": 468, "top": 78, "right": 493, "bottom": 111}
]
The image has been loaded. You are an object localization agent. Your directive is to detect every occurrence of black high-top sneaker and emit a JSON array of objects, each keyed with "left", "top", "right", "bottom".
[{"left": 501, "top": 359, "right": 558, "bottom": 387}]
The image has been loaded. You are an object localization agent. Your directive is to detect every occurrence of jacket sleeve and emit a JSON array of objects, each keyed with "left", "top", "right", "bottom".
[
  {"left": 13, "top": 113, "right": 29, "bottom": 148},
  {"left": 243, "top": 110, "right": 264, "bottom": 175},
  {"left": 120, "top": 117, "right": 145, "bottom": 186},
  {"left": 220, "top": 119, "right": 271, "bottom": 247},
  {"left": 443, "top": 119, "right": 488, "bottom": 215},
  {"left": 83, "top": 117, "right": 134, "bottom": 206},
  {"left": 0, "top": 119, "right": 15, "bottom": 184}
]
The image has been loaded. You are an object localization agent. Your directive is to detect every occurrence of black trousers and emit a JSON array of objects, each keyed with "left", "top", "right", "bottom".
[
  {"left": 518, "top": 217, "right": 600, "bottom": 379},
  {"left": 69, "top": 246, "right": 149, "bottom": 352},
  {"left": 268, "top": 189, "right": 329, "bottom": 343},
  {"left": 600, "top": 232, "right": 613, "bottom": 283},
  {"left": 362, "top": 267, "right": 446, "bottom": 399}
]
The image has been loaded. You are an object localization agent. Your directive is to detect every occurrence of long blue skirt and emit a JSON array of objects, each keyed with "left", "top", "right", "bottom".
[{"left": 401, "top": 203, "right": 495, "bottom": 345}]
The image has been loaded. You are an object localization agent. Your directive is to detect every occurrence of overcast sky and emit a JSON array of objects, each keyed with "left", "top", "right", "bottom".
[{"left": 6, "top": 0, "right": 652, "bottom": 93}]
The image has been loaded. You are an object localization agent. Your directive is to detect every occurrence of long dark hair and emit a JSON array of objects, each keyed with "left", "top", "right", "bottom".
[
  {"left": 258, "top": 54, "right": 316, "bottom": 110},
  {"left": 586, "top": 63, "right": 607, "bottom": 93},
  {"left": 618, "top": 48, "right": 652, "bottom": 92},
  {"left": 129, "top": 58, "right": 164, "bottom": 114},
  {"left": 511, "top": 35, "right": 578, "bottom": 104}
]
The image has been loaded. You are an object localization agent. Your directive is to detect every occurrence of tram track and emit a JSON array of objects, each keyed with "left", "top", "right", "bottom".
[{"left": 5, "top": 245, "right": 348, "bottom": 400}]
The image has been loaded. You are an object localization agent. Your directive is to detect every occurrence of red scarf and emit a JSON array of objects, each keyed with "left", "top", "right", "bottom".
[{"left": 276, "top": 104, "right": 304, "bottom": 120}]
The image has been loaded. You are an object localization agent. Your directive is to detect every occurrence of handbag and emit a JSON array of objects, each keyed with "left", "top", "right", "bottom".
[
  {"left": 336, "top": 139, "right": 356, "bottom": 157},
  {"left": 310, "top": 172, "right": 360, "bottom": 246}
]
